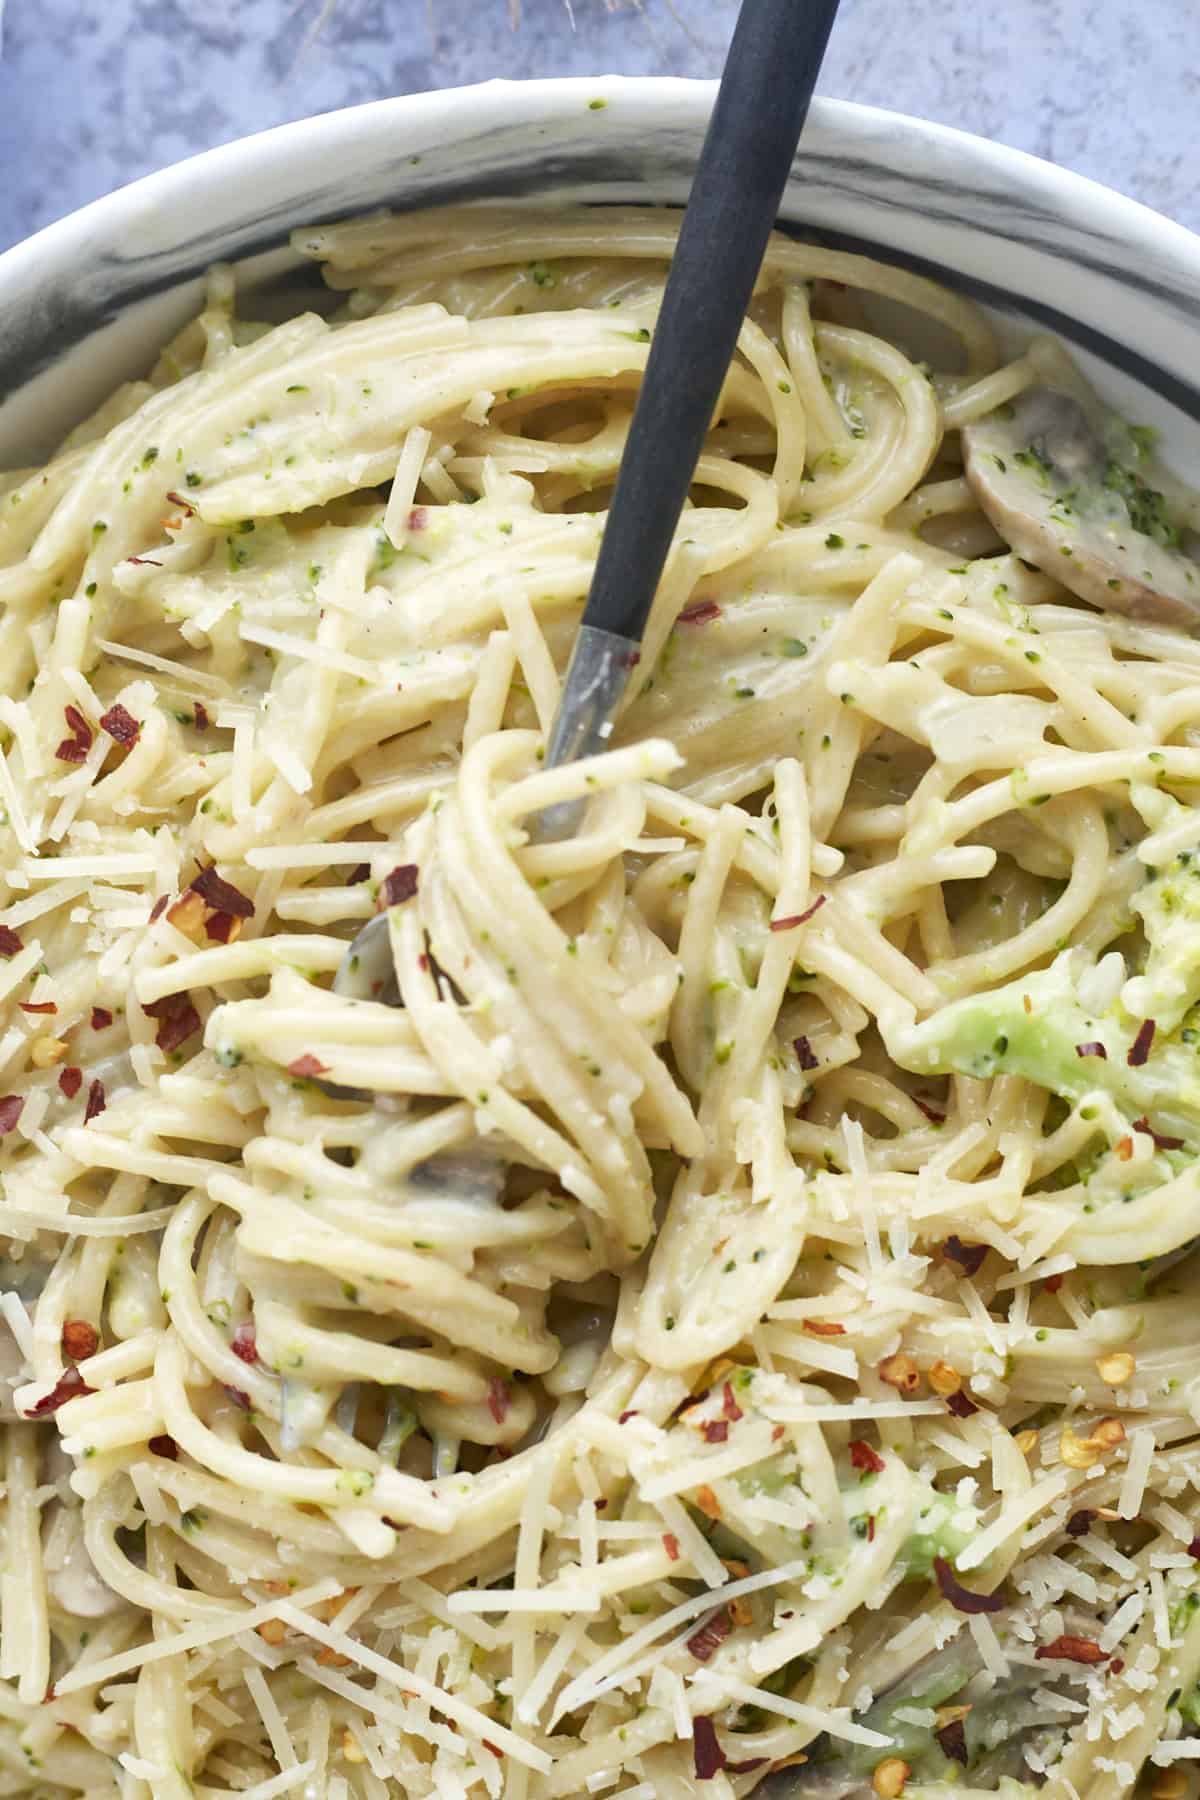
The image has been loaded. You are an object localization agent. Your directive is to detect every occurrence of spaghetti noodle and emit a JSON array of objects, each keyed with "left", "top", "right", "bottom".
[{"left": 0, "top": 204, "right": 1199, "bottom": 1798}]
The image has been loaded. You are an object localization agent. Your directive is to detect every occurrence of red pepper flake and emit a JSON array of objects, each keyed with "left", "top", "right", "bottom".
[
  {"left": 703, "top": 1420, "right": 729, "bottom": 1444},
  {"left": 933, "top": 1556, "right": 1006, "bottom": 1614},
  {"left": 18, "top": 1001, "right": 56, "bottom": 1014},
  {"left": 347, "top": 863, "right": 371, "bottom": 885},
  {"left": 804, "top": 1319, "right": 846, "bottom": 1336},
  {"left": 722, "top": 1381, "right": 743, "bottom": 1423},
  {"left": 935, "top": 1718, "right": 968, "bottom": 1766},
  {"left": 1128, "top": 1019, "right": 1156, "bottom": 1066},
  {"left": 1115, "top": 1135, "right": 1134, "bottom": 1162},
  {"left": 849, "top": 1439, "right": 885, "bottom": 1474},
  {"left": 190, "top": 864, "right": 254, "bottom": 919},
  {"left": 772, "top": 1424, "right": 786, "bottom": 1441},
  {"left": 867, "top": 1514, "right": 876, "bottom": 1542},
  {"left": 0, "top": 926, "right": 24, "bottom": 957},
  {"left": 61, "top": 1320, "right": 99, "bottom": 1362},
  {"left": 149, "top": 895, "right": 170, "bottom": 922},
  {"left": 487, "top": 1377, "right": 511, "bottom": 1425},
  {"left": 946, "top": 1390, "right": 979, "bottom": 1419},
  {"left": 663, "top": 1532, "right": 681, "bottom": 1562},
  {"left": 407, "top": 506, "right": 428, "bottom": 533},
  {"left": 1043, "top": 1272, "right": 1065, "bottom": 1293},
  {"left": 148, "top": 1434, "right": 179, "bottom": 1459},
  {"left": 23, "top": 1366, "right": 94, "bottom": 1417},
  {"left": 286, "top": 1053, "right": 329, "bottom": 1079},
  {"left": 1075, "top": 1040, "right": 1107, "bottom": 1060},
  {"left": 1133, "top": 1115, "right": 1185, "bottom": 1152},
  {"left": 381, "top": 864, "right": 419, "bottom": 907},
  {"left": 618, "top": 1410, "right": 639, "bottom": 1424},
  {"left": 204, "top": 911, "right": 238, "bottom": 943},
  {"left": 1188, "top": 1535, "right": 1200, "bottom": 1559},
  {"left": 84, "top": 1080, "right": 106, "bottom": 1123},
  {"left": 1066, "top": 1509, "right": 1097, "bottom": 1538},
  {"left": 142, "top": 993, "right": 201, "bottom": 1054},
  {"left": 55, "top": 704, "right": 93, "bottom": 765},
  {"left": 772, "top": 894, "right": 826, "bottom": 931},
  {"left": 1035, "top": 1635, "right": 1107, "bottom": 1665},
  {"left": 126, "top": 556, "right": 163, "bottom": 568},
  {"left": 692, "top": 1716, "right": 727, "bottom": 1780},
  {"left": 193, "top": 703, "right": 210, "bottom": 732},
  {"left": 944, "top": 1235, "right": 987, "bottom": 1277},
  {"left": 90, "top": 1007, "right": 113, "bottom": 1031},
  {"left": 165, "top": 490, "right": 195, "bottom": 514},
  {"left": 668, "top": 1390, "right": 708, "bottom": 1425},
  {"left": 1110, "top": 1659, "right": 1125, "bottom": 1675},
  {"left": 793, "top": 1034, "right": 818, "bottom": 1071},
  {"left": 678, "top": 599, "right": 722, "bottom": 626},
  {"left": 58, "top": 1066, "right": 82, "bottom": 1099},
  {"left": 687, "top": 1611, "right": 732, "bottom": 1664},
  {"left": 666, "top": 1389, "right": 707, "bottom": 1428},
  {"left": 0, "top": 1095, "right": 24, "bottom": 1135},
  {"left": 99, "top": 704, "right": 140, "bottom": 746},
  {"left": 914, "top": 1096, "right": 946, "bottom": 1124},
  {"left": 43, "top": 1682, "right": 57, "bottom": 1704},
  {"left": 231, "top": 1323, "right": 258, "bottom": 1365},
  {"left": 222, "top": 1385, "right": 252, "bottom": 1411}
]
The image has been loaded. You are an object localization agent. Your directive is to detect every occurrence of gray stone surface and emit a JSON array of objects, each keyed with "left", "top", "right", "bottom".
[{"left": 1, "top": 0, "right": 1197, "bottom": 255}]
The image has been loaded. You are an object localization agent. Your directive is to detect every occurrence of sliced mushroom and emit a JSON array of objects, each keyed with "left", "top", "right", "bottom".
[
  {"left": 316, "top": 911, "right": 401, "bottom": 1100},
  {"left": 406, "top": 1148, "right": 507, "bottom": 1206},
  {"left": 43, "top": 1500, "right": 127, "bottom": 1618},
  {"left": 0, "top": 1255, "right": 54, "bottom": 1419},
  {"left": 333, "top": 910, "right": 397, "bottom": 1005},
  {"left": 0, "top": 1315, "right": 26, "bottom": 1421},
  {"left": 751, "top": 1625, "right": 1082, "bottom": 1795},
  {"left": 962, "top": 340, "right": 1200, "bottom": 627}
]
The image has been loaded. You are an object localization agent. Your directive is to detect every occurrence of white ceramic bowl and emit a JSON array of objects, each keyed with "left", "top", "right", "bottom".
[{"left": 3, "top": 78, "right": 1200, "bottom": 470}]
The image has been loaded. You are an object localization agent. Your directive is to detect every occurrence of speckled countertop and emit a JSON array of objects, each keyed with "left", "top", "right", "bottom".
[{"left": 0, "top": 0, "right": 1197, "bottom": 254}]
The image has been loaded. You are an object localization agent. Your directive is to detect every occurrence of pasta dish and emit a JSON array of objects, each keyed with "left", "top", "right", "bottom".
[{"left": 3, "top": 203, "right": 1200, "bottom": 1800}]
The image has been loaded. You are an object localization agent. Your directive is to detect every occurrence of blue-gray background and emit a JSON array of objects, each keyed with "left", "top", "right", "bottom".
[{"left": 0, "top": 0, "right": 1196, "bottom": 254}]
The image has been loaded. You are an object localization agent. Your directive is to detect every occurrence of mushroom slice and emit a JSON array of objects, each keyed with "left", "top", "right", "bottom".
[
  {"left": 0, "top": 1256, "right": 53, "bottom": 1418},
  {"left": 0, "top": 1313, "right": 27, "bottom": 1421},
  {"left": 751, "top": 1623, "right": 1084, "bottom": 1795},
  {"left": 962, "top": 341, "right": 1200, "bottom": 627},
  {"left": 333, "top": 910, "right": 397, "bottom": 1006},
  {"left": 43, "top": 1501, "right": 127, "bottom": 1619}
]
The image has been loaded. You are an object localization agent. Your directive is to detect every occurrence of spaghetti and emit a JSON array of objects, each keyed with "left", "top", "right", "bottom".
[{"left": 0, "top": 204, "right": 1199, "bottom": 1798}]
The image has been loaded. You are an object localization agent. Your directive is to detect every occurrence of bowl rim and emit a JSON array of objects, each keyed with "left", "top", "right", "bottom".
[
  {"left": 3, "top": 77, "right": 1200, "bottom": 287},
  {"left": 5, "top": 77, "right": 1200, "bottom": 457}
]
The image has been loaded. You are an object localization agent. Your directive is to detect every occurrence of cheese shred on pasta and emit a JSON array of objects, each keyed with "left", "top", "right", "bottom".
[{"left": 2, "top": 203, "right": 1200, "bottom": 1798}]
